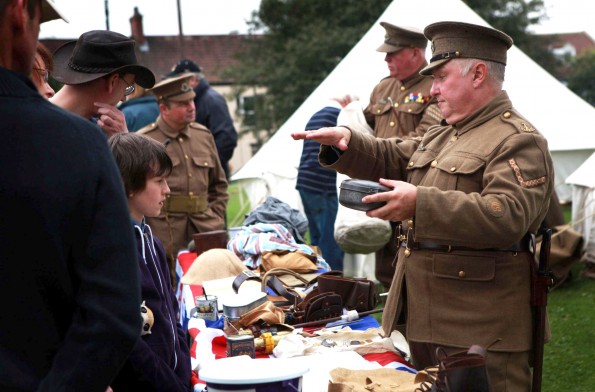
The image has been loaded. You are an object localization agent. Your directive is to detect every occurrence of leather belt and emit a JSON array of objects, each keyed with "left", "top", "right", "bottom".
[
  {"left": 165, "top": 194, "right": 208, "bottom": 213},
  {"left": 400, "top": 233, "right": 534, "bottom": 253}
]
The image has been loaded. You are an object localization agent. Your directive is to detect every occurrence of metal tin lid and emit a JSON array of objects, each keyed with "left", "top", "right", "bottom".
[{"left": 340, "top": 179, "right": 391, "bottom": 193}]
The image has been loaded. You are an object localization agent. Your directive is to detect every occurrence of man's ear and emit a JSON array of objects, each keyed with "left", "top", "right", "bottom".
[
  {"left": 472, "top": 62, "right": 488, "bottom": 85},
  {"left": 105, "top": 73, "right": 120, "bottom": 93}
]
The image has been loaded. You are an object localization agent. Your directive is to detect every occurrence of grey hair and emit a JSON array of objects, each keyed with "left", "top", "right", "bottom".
[{"left": 457, "top": 58, "right": 505, "bottom": 88}]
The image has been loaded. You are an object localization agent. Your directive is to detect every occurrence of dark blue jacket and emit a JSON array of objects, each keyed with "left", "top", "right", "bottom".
[
  {"left": 112, "top": 221, "right": 192, "bottom": 391},
  {"left": 0, "top": 67, "right": 141, "bottom": 391},
  {"left": 194, "top": 79, "right": 237, "bottom": 179},
  {"left": 119, "top": 95, "right": 160, "bottom": 132}
]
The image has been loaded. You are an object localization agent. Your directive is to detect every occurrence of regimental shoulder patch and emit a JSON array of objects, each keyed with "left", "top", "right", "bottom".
[
  {"left": 485, "top": 197, "right": 505, "bottom": 217},
  {"left": 508, "top": 159, "right": 547, "bottom": 188}
]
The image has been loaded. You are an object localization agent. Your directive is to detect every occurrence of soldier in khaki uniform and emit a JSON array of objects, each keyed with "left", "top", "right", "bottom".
[
  {"left": 138, "top": 75, "right": 229, "bottom": 274},
  {"left": 293, "top": 22, "right": 554, "bottom": 391},
  {"left": 365, "top": 22, "right": 443, "bottom": 289}
]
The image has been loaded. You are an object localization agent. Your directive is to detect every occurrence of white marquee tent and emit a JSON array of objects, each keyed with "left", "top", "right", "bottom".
[
  {"left": 565, "top": 152, "right": 595, "bottom": 262},
  {"left": 231, "top": 0, "right": 595, "bottom": 214}
]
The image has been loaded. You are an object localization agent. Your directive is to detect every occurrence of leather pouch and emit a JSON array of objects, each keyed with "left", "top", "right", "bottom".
[
  {"left": 285, "top": 291, "right": 343, "bottom": 325},
  {"left": 316, "top": 272, "right": 377, "bottom": 312}
]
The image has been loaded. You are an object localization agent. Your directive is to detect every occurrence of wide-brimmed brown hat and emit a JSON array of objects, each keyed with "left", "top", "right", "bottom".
[
  {"left": 420, "top": 21, "right": 513, "bottom": 76},
  {"left": 41, "top": 0, "right": 68, "bottom": 23},
  {"left": 376, "top": 22, "right": 427, "bottom": 53},
  {"left": 52, "top": 30, "right": 155, "bottom": 88}
]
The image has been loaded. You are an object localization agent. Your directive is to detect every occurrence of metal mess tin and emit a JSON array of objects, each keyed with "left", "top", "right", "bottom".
[{"left": 339, "top": 179, "right": 391, "bottom": 211}]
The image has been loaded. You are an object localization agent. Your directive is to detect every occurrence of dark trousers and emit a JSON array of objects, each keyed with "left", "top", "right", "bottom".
[{"left": 299, "top": 189, "right": 344, "bottom": 270}]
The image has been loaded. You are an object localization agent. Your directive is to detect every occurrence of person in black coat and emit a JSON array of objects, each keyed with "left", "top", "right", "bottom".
[{"left": 0, "top": 2, "right": 142, "bottom": 391}]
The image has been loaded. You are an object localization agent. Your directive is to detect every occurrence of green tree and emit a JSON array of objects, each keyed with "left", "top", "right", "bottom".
[
  {"left": 225, "top": 0, "right": 391, "bottom": 147},
  {"left": 566, "top": 50, "right": 595, "bottom": 106},
  {"left": 462, "top": 0, "right": 563, "bottom": 78}
]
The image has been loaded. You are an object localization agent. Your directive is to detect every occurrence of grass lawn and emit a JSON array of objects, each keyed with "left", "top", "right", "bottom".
[{"left": 542, "top": 263, "right": 595, "bottom": 391}]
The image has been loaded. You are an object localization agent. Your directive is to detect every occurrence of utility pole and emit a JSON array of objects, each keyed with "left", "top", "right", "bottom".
[
  {"left": 104, "top": 0, "right": 110, "bottom": 30},
  {"left": 177, "top": 0, "right": 185, "bottom": 57}
]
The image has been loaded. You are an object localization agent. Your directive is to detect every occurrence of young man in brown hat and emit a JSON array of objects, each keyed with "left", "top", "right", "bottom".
[
  {"left": 292, "top": 21, "right": 554, "bottom": 391},
  {"left": 138, "top": 74, "right": 229, "bottom": 279},
  {"left": 366, "top": 22, "right": 443, "bottom": 290},
  {"left": 1, "top": 1, "right": 142, "bottom": 390},
  {"left": 51, "top": 30, "right": 156, "bottom": 137}
]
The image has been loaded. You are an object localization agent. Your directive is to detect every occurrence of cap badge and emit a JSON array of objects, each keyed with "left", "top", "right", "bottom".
[{"left": 180, "top": 82, "right": 191, "bottom": 92}]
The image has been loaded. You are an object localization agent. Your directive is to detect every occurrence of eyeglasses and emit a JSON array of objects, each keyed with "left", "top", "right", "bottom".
[
  {"left": 33, "top": 68, "right": 49, "bottom": 83},
  {"left": 119, "top": 75, "right": 136, "bottom": 96}
]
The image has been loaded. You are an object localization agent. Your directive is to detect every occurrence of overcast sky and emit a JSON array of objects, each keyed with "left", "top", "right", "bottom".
[{"left": 40, "top": 0, "right": 594, "bottom": 39}]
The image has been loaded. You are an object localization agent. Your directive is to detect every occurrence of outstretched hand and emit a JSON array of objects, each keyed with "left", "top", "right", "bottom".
[{"left": 290, "top": 126, "right": 352, "bottom": 151}]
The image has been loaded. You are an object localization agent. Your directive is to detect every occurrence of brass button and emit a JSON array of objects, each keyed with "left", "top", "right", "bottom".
[
  {"left": 394, "top": 103, "right": 399, "bottom": 108},
  {"left": 503, "top": 112, "right": 511, "bottom": 119},
  {"left": 178, "top": 137, "right": 184, "bottom": 143},
  {"left": 431, "top": 160, "right": 438, "bottom": 168},
  {"left": 450, "top": 167, "right": 456, "bottom": 172},
  {"left": 407, "top": 219, "right": 414, "bottom": 226},
  {"left": 458, "top": 270, "right": 466, "bottom": 278},
  {"left": 189, "top": 192, "right": 194, "bottom": 196},
  {"left": 404, "top": 249, "right": 411, "bottom": 257},
  {"left": 204, "top": 162, "right": 208, "bottom": 166},
  {"left": 408, "top": 161, "right": 414, "bottom": 167},
  {"left": 376, "top": 109, "right": 381, "bottom": 113},
  {"left": 389, "top": 121, "right": 395, "bottom": 127},
  {"left": 450, "top": 135, "right": 458, "bottom": 142},
  {"left": 400, "top": 86, "right": 405, "bottom": 91},
  {"left": 407, "top": 109, "right": 412, "bottom": 112},
  {"left": 188, "top": 173, "right": 192, "bottom": 177},
  {"left": 184, "top": 155, "right": 189, "bottom": 160}
]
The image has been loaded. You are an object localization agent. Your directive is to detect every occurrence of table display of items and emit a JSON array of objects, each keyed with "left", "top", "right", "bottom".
[
  {"left": 189, "top": 268, "right": 380, "bottom": 357},
  {"left": 231, "top": 268, "right": 379, "bottom": 325}
]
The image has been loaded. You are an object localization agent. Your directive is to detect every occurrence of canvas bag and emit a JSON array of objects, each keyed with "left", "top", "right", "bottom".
[{"left": 333, "top": 101, "right": 391, "bottom": 254}]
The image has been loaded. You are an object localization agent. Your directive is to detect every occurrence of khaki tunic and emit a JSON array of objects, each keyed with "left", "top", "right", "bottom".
[
  {"left": 363, "top": 70, "right": 442, "bottom": 139},
  {"left": 138, "top": 116, "right": 229, "bottom": 265},
  {"left": 364, "top": 67, "right": 443, "bottom": 287},
  {"left": 321, "top": 92, "right": 554, "bottom": 352}
]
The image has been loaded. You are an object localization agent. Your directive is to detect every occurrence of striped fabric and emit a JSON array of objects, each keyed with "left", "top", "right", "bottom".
[{"left": 296, "top": 105, "right": 342, "bottom": 195}]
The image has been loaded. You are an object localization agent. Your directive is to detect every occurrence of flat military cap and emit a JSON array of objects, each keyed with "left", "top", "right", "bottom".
[
  {"left": 376, "top": 22, "right": 427, "bottom": 53},
  {"left": 149, "top": 74, "right": 196, "bottom": 102},
  {"left": 420, "top": 21, "right": 513, "bottom": 76}
]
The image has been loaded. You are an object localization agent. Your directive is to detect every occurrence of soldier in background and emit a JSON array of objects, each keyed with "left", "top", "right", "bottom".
[
  {"left": 365, "top": 22, "right": 442, "bottom": 289},
  {"left": 138, "top": 75, "right": 229, "bottom": 276},
  {"left": 166, "top": 59, "right": 238, "bottom": 180}
]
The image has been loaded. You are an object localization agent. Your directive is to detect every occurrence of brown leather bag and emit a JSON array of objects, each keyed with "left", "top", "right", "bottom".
[
  {"left": 316, "top": 272, "right": 377, "bottom": 313},
  {"left": 416, "top": 345, "right": 492, "bottom": 392}
]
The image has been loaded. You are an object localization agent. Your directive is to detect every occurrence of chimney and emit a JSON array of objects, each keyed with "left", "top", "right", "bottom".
[{"left": 130, "top": 7, "right": 149, "bottom": 52}]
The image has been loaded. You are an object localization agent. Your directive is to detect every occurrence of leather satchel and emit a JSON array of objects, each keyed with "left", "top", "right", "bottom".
[
  {"left": 416, "top": 345, "right": 492, "bottom": 392},
  {"left": 284, "top": 291, "right": 343, "bottom": 325},
  {"left": 316, "top": 272, "right": 377, "bottom": 313}
]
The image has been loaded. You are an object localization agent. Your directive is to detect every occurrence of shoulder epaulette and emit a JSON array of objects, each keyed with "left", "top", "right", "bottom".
[
  {"left": 500, "top": 110, "right": 536, "bottom": 133},
  {"left": 189, "top": 122, "right": 210, "bottom": 132},
  {"left": 137, "top": 122, "right": 158, "bottom": 135}
]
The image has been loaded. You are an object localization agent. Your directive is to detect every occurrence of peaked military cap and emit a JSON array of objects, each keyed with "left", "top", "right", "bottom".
[
  {"left": 149, "top": 74, "right": 195, "bottom": 102},
  {"left": 376, "top": 22, "right": 427, "bottom": 53},
  {"left": 420, "top": 21, "right": 513, "bottom": 76}
]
